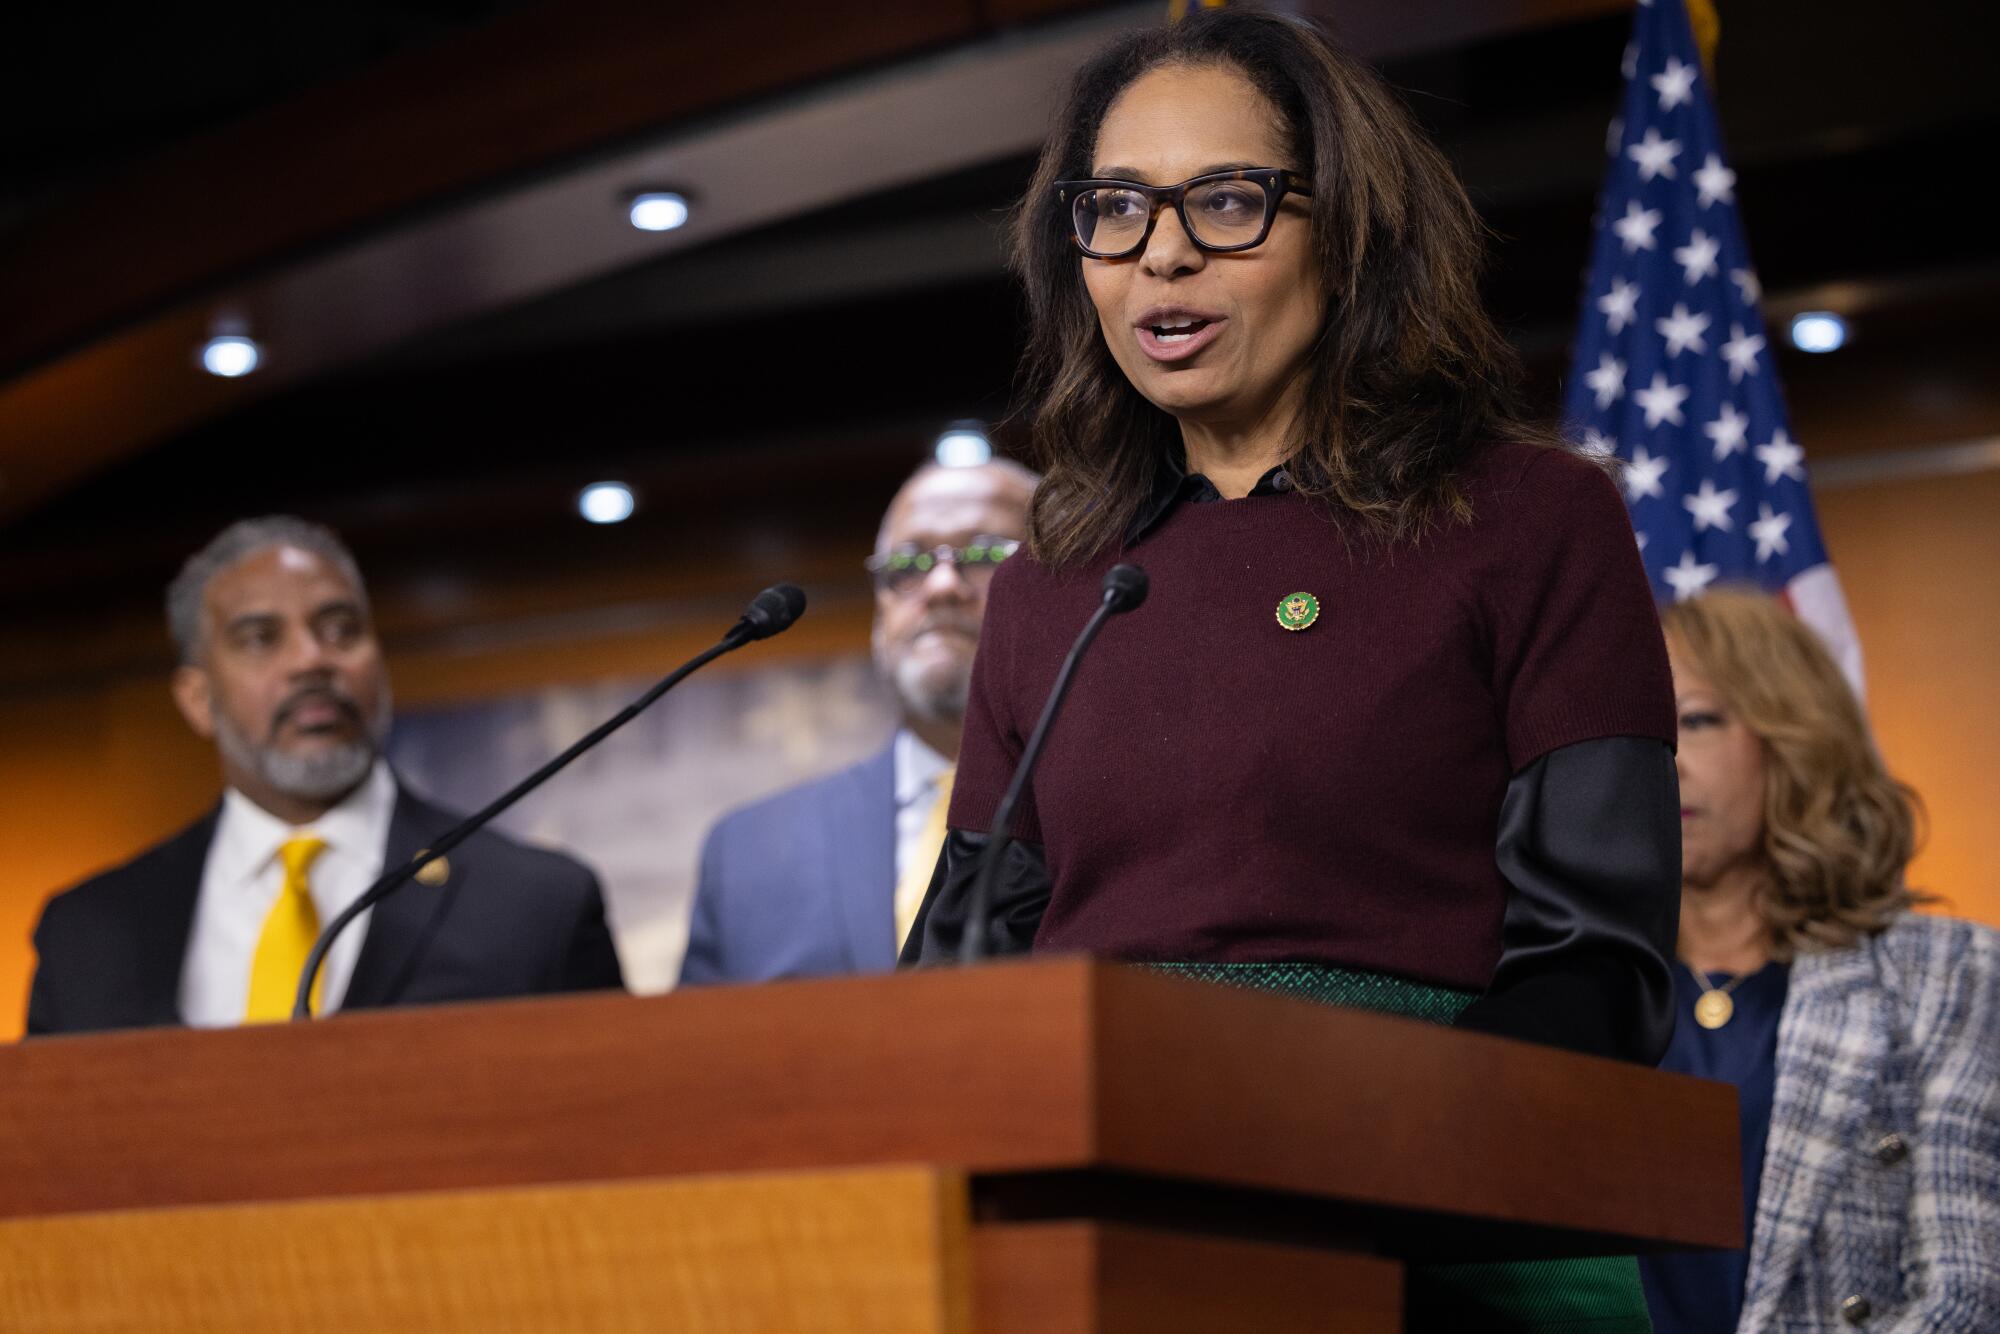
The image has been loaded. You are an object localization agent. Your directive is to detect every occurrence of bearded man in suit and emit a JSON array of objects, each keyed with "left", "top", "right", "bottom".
[
  {"left": 26, "top": 516, "right": 623, "bottom": 1035},
  {"left": 678, "top": 458, "right": 1036, "bottom": 985}
]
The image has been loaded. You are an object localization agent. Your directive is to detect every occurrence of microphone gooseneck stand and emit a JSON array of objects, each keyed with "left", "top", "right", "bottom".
[
  {"left": 291, "top": 583, "right": 807, "bottom": 1020},
  {"left": 958, "top": 563, "right": 1148, "bottom": 964}
]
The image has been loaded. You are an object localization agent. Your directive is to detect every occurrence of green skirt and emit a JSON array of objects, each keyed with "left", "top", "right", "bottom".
[{"left": 1150, "top": 962, "right": 1653, "bottom": 1334}]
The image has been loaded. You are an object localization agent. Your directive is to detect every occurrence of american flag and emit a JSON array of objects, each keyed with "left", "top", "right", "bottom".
[{"left": 1564, "top": 0, "right": 1862, "bottom": 690}]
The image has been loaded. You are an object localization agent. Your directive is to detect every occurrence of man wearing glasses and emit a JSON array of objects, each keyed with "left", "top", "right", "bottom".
[{"left": 677, "top": 458, "right": 1036, "bottom": 985}]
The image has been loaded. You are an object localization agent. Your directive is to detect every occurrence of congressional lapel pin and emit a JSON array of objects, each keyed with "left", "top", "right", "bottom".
[
  {"left": 413, "top": 850, "right": 451, "bottom": 887},
  {"left": 1276, "top": 591, "right": 1320, "bottom": 632}
]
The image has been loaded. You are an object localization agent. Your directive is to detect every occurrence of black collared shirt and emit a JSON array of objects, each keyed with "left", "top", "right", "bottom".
[{"left": 1128, "top": 458, "right": 1297, "bottom": 545}]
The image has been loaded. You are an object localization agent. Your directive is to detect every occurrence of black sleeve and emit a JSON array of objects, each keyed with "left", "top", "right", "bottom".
[
  {"left": 898, "top": 830, "right": 1053, "bottom": 966},
  {"left": 556, "top": 873, "right": 628, "bottom": 994},
  {"left": 24, "top": 900, "right": 67, "bottom": 1037},
  {"left": 25, "top": 958, "right": 58, "bottom": 1038},
  {"left": 1455, "top": 736, "right": 1680, "bottom": 1064}
]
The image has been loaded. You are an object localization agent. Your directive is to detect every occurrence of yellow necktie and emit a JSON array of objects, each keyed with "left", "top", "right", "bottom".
[
  {"left": 245, "top": 835, "right": 328, "bottom": 1023},
  {"left": 894, "top": 765, "right": 954, "bottom": 952}
]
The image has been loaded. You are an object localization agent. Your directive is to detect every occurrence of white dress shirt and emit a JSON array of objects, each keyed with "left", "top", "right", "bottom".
[
  {"left": 892, "top": 729, "right": 954, "bottom": 886},
  {"left": 179, "top": 760, "right": 395, "bottom": 1027}
]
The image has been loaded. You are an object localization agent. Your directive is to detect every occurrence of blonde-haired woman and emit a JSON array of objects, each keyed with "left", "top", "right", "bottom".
[{"left": 1639, "top": 589, "right": 1999, "bottom": 1334}]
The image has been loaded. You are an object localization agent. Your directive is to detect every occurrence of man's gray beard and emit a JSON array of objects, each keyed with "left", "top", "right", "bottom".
[
  {"left": 212, "top": 695, "right": 389, "bottom": 805},
  {"left": 891, "top": 655, "right": 970, "bottom": 725}
]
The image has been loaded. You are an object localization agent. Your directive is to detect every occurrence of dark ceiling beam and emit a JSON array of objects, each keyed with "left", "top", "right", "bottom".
[
  {"left": 0, "top": 0, "right": 1093, "bottom": 378},
  {"left": 0, "top": 0, "right": 1629, "bottom": 382},
  {"left": 1303, "top": 0, "right": 1625, "bottom": 59},
  {"left": 0, "top": 0, "right": 1641, "bottom": 529},
  {"left": 0, "top": 2, "right": 1150, "bottom": 525}
]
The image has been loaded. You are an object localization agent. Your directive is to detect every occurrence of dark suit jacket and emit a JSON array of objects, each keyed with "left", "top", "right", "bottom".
[
  {"left": 26, "top": 785, "right": 624, "bottom": 1036},
  {"left": 678, "top": 746, "right": 897, "bottom": 985}
]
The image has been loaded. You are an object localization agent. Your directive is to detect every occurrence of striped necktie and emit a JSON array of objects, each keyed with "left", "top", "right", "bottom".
[{"left": 245, "top": 835, "right": 328, "bottom": 1022}]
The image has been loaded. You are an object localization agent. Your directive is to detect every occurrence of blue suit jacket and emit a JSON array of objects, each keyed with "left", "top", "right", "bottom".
[{"left": 678, "top": 746, "right": 898, "bottom": 985}]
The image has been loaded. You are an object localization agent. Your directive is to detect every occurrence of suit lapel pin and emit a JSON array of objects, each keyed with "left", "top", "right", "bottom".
[
  {"left": 413, "top": 850, "right": 451, "bottom": 887},
  {"left": 1276, "top": 591, "right": 1321, "bottom": 632}
]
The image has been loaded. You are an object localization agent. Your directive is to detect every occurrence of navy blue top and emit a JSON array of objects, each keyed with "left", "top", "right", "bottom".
[{"left": 1640, "top": 960, "right": 1790, "bottom": 1334}]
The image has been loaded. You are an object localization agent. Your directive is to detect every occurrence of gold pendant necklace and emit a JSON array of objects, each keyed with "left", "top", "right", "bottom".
[{"left": 1688, "top": 962, "right": 1748, "bottom": 1030}]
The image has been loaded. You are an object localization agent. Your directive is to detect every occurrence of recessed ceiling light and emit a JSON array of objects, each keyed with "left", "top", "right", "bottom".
[
  {"left": 934, "top": 422, "right": 992, "bottom": 468},
  {"left": 1788, "top": 312, "right": 1848, "bottom": 354},
  {"left": 628, "top": 191, "right": 690, "bottom": 232},
  {"left": 578, "top": 481, "right": 637, "bottom": 524},
  {"left": 200, "top": 334, "right": 263, "bottom": 378}
]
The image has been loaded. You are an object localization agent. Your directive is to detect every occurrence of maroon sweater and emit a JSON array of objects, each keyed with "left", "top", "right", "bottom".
[{"left": 947, "top": 441, "right": 1675, "bottom": 992}]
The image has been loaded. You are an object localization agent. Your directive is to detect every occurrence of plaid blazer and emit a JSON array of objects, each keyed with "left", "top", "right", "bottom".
[{"left": 1738, "top": 912, "right": 2000, "bottom": 1332}]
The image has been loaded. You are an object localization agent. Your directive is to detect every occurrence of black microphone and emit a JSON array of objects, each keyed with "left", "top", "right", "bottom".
[
  {"left": 292, "top": 582, "right": 808, "bottom": 1019},
  {"left": 737, "top": 582, "right": 806, "bottom": 640},
  {"left": 958, "top": 563, "right": 1147, "bottom": 963},
  {"left": 1100, "top": 563, "right": 1148, "bottom": 614}
]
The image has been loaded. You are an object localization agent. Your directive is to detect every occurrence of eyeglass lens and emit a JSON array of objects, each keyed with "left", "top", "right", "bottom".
[
  {"left": 875, "top": 541, "right": 1016, "bottom": 593},
  {"left": 1071, "top": 178, "right": 1273, "bottom": 254}
]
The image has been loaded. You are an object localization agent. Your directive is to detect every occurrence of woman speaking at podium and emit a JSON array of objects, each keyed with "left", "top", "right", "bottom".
[{"left": 906, "top": 11, "right": 1678, "bottom": 1328}]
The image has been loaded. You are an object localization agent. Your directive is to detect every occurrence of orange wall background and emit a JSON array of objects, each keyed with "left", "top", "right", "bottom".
[
  {"left": 3, "top": 478, "right": 1994, "bottom": 1041},
  {"left": 1815, "top": 468, "right": 2000, "bottom": 922}
]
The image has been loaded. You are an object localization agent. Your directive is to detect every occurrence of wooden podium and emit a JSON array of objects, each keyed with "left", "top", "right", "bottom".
[{"left": 0, "top": 959, "right": 1738, "bottom": 1331}]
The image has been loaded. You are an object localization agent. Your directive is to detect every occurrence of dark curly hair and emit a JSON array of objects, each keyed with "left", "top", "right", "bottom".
[{"left": 1009, "top": 7, "right": 1560, "bottom": 567}]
